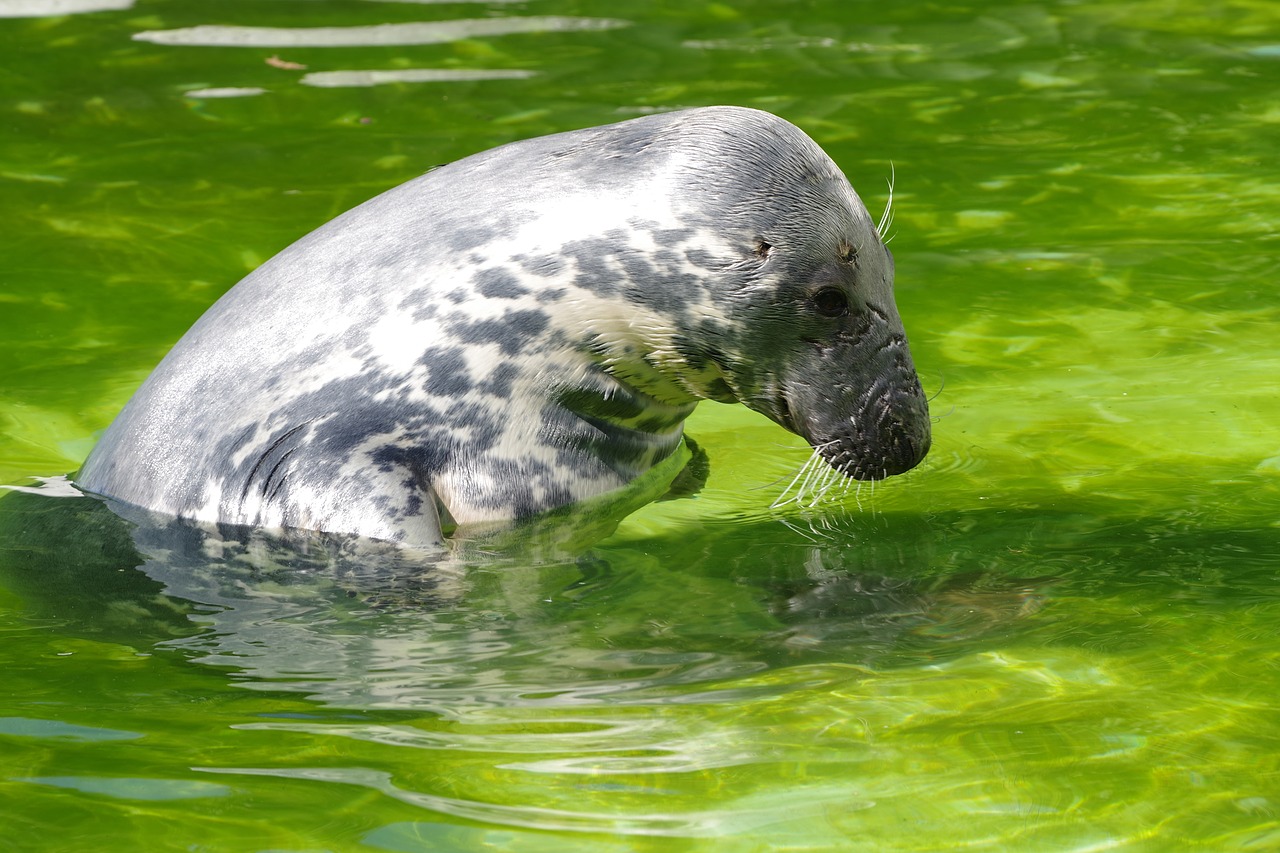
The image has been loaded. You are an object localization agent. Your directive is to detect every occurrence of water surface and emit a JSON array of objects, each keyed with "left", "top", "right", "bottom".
[{"left": 2, "top": 0, "right": 1278, "bottom": 849}]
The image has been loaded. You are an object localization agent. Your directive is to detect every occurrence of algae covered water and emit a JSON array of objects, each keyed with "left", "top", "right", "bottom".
[{"left": 2, "top": 0, "right": 1279, "bottom": 849}]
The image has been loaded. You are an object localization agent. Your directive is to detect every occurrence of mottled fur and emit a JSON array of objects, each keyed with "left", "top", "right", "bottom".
[{"left": 78, "top": 107, "right": 930, "bottom": 545}]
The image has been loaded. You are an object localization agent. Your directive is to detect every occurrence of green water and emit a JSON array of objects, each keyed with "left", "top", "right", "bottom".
[{"left": 2, "top": 0, "right": 1279, "bottom": 850}]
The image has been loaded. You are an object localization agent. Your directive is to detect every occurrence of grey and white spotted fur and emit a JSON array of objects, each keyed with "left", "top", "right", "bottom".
[{"left": 77, "top": 106, "right": 931, "bottom": 546}]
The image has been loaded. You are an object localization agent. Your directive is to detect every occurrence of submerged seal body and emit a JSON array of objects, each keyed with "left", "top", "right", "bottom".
[{"left": 77, "top": 106, "right": 930, "bottom": 546}]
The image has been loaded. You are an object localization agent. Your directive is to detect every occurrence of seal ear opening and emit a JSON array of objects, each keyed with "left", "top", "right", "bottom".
[{"left": 754, "top": 240, "right": 773, "bottom": 260}]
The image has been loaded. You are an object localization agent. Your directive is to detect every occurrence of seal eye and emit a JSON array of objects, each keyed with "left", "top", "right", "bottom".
[{"left": 812, "top": 287, "right": 849, "bottom": 318}]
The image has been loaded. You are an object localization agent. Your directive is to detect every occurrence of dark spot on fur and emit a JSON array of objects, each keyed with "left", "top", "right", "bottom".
[
  {"left": 411, "top": 303, "right": 439, "bottom": 322},
  {"left": 217, "top": 422, "right": 259, "bottom": 460},
  {"left": 561, "top": 236, "right": 621, "bottom": 296},
  {"left": 444, "top": 401, "right": 503, "bottom": 451},
  {"left": 476, "top": 268, "right": 530, "bottom": 299},
  {"left": 420, "top": 346, "right": 473, "bottom": 397},
  {"left": 683, "top": 247, "right": 721, "bottom": 270},
  {"left": 603, "top": 124, "right": 658, "bottom": 158},
  {"left": 671, "top": 335, "right": 715, "bottom": 372},
  {"left": 448, "top": 225, "right": 496, "bottom": 252},
  {"left": 652, "top": 226, "right": 693, "bottom": 247},
  {"left": 448, "top": 309, "right": 549, "bottom": 356},
  {"left": 477, "top": 361, "right": 519, "bottom": 398}
]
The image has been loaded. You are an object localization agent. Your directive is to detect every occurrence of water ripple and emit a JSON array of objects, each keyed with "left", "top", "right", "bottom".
[
  {"left": 300, "top": 68, "right": 536, "bottom": 88},
  {"left": 0, "top": 0, "right": 131, "bottom": 16},
  {"left": 194, "top": 764, "right": 872, "bottom": 837},
  {"left": 133, "top": 17, "right": 629, "bottom": 48}
]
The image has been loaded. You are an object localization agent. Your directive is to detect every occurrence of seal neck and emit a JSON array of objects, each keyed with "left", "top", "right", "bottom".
[{"left": 554, "top": 367, "right": 696, "bottom": 481}]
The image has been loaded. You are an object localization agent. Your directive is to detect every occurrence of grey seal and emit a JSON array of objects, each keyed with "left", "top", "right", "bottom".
[{"left": 77, "top": 106, "right": 931, "bottom": 546}]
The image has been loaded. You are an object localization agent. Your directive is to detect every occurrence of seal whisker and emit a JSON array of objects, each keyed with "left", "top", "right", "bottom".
[
  {"left": 927, "top": 372, "right": 946, "bottom": 403},
  {"left": 798, "top": 466, "right": 829, "bottom": 504},
  {"left": 771, "top": 451, "right": 817, "bottom": 507},
  {"left": 814, "top": 465, "right": 842, "bottom": 506},
  {"left": 777, "top": 515, "right": 827, "bottom": 544},
  {"left": 771, "top": 441, "right": 835, "bottom": 508},
  {"left": 795, "top": 454, "right": 827, "bottom": 506},
  {"left": 876, "top": 163, "right": 896, "bottom": 242},
  {"left": 772, "top": 437, "right": 867, "bottom": 509}
]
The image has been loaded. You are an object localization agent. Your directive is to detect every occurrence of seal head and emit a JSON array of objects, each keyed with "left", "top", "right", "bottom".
[
  {"left": 647, "top": 113, "right": 931, "bottom": 481},
  {"left": 77, "top": 106, "right": 929, "bottom": 545}
]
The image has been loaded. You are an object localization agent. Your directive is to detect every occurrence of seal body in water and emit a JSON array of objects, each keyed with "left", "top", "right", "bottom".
[{"left": 77, "top": 106, "right": 931, "bottom": 546}]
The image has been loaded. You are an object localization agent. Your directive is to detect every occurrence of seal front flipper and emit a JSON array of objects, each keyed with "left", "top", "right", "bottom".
[{"left": 657, "top": 436, "right": 710, "bottom": 501}]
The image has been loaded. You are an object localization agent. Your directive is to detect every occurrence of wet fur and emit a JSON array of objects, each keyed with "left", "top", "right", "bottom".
[{"left": 78, "top": 107, "right": 929, "bottom": 546}]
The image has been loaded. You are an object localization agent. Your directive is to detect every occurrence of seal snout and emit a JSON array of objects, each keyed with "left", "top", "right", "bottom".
[
  {"left": 855, "top": 366, "right": 932, "bottom": 480},
  {"left": 779, "top": 353, "right": 932, "bottom": 484},
  {"left": 824, "top": 396, "right": 931, "bottom": 481},
  {"left": 862, "top": 399, "right": 932, "bottom": 480}
]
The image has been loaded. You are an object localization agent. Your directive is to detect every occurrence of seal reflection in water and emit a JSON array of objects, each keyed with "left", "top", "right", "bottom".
[{"left": 77, "top": 106, "right": 931, "bottom": 547}]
